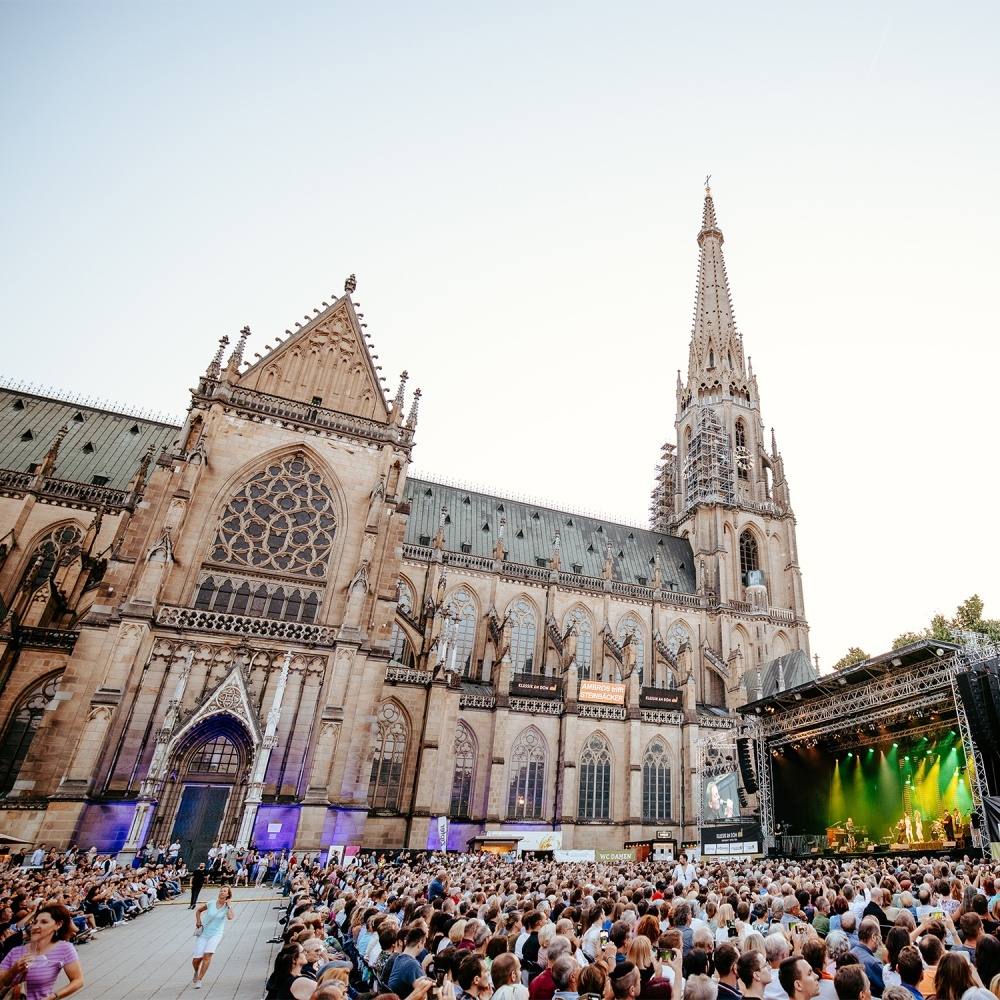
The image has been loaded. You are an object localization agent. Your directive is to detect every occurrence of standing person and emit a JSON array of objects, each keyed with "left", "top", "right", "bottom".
[
  {"left": 192, "top": 886, "right": 235, "bottom": 989},
  {"left": 738, "top": 951, "right": 773, "bottom": 1000},
  {"left": 672, "top": 854, "right": 696, "bottom": 888},
  {"left": 0, "top": 903, "right": 85, "bottom": 1000},
  {"left": 189, "top": 864, "right": 208, "bottom": 909},
  {"left": 778, "top": 956, "right": 820, "bottom": 1000}
]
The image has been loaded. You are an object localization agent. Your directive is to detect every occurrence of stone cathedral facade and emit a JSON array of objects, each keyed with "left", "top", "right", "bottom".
[{"left": 0, "top": 190, "right": 813, "bottom": 858}]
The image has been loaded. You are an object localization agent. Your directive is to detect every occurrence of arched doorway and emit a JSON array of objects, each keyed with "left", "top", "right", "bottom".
[{"left": 156, "top": 716, "right": 253, "bottom": 866}]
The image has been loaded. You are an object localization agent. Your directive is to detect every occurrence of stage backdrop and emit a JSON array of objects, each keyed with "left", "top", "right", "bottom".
[{"left": 772, "top": 736, "right": 973, "bottom": 843}]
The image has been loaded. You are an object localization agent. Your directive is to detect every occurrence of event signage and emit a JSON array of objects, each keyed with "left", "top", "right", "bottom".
[
  {"left": 639, "top": 688, "right": 682, "bottom": 710},
  {"left": 596, "top": 848, "right": 637, "bottom": 863},
  {"left": 510, "top": 675, "right": 561, "bottom": 699},
  {"left": 579, "top": 680, "right": 626, "bottom": 704},
  {"left": 700, "top": 822, "right": 762, "bottom": 857}
]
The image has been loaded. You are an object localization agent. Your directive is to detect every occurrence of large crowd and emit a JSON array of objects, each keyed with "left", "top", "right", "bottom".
[
  {"left": 261, "top": 850, "right": 1000, "bottom": 1000},
  {"left": 4, "top": 844, "right": 1000, "bottom": 1000}
]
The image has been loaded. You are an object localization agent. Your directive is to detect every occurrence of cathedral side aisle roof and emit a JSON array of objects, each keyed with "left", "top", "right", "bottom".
[
  {"left": 0, "top": 387, "right": 179, "bottom": 489},
  {"left": 403, "top": 476, "right": 697, "bottom": 593}
]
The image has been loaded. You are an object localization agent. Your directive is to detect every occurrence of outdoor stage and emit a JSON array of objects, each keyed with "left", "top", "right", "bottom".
[{"left": 721, "top": 637, "right": 1000, "bottom": 858}]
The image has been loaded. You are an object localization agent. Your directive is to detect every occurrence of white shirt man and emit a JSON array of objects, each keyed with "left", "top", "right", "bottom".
[
  {"left": 673, "top": 854, "right": 697, "bottom": 887},
  {"left": 30, "top": 845, "right": 45, "bottom": 866}
]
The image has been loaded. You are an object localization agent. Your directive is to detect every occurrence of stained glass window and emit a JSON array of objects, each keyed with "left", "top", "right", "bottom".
[
  {"left": 188, "top": 735, "right": 241, "bottom": 776},
  {"left": 211, "top": 454, "right": 336, "bottom": 578},
  {"left": 369, "top": 702, "right": 407, "bottom": 811},
  {"left": 508, "top": 598, "right": 537, "bottom": 673},
  {"left": 450, "top": 724, "right": 476, "bottom": 818},
  {"left": 578, "top": 734, "right": 611, "bottom": 820},
  {"left": 642, "top": 740, "right": 672, "bottom": 821},
  {"left": 447, "top": 588, "right": 477, "bottom": 676},
  {"left": 507, "top": 728, "right": 545, "bottom": 820},
  {"left": 0, "top": 674, "right": 60, "bottom": 796}
]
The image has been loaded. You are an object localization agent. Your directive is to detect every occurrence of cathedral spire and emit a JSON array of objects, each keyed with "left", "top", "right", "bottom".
[{"left": 685, "top": 184, "right": 749, "bottom": 395}]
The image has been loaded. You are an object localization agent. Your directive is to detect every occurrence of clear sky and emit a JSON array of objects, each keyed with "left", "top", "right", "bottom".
[{"left": 2, "top": 1, "right": 998, "bottom": 668}]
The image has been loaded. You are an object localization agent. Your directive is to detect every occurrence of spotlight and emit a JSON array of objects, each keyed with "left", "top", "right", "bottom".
[
  {"left": 847, "top": 752, "right": 853, "bottom": 758},
  {"left": 905, "top": 756, "right": 910, "bottom": 761},
  {"left": 892, "top": 743, "right": 898, "bottom": 748}
]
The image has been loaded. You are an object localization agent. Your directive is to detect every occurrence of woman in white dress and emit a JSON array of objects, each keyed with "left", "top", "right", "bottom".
[
  {"left": 904, "top": 811, "right": 913, "bottom": 842},
  {"left": 913, "top": 810, "right": 923, "bottom": 841}
]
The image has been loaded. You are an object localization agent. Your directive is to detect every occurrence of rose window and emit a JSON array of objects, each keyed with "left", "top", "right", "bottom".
[{"left": 211, "top": 455, "right": 336, "bottom": 578}]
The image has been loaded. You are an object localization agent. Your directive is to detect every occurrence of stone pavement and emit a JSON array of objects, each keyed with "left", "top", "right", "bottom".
[{"left": 70, "top": 887, "right": 284, "bottom": 1000}]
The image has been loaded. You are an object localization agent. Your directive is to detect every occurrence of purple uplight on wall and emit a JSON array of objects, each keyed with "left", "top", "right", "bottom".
[
  {"left": 74, "top": 802, "right": 138, "bottom": 853},
  {"left": 426, "top": 820, "right": 482, "bottom": 852},
  {"left": 252, "top": 804, "right": 300, "bottom": 852}
]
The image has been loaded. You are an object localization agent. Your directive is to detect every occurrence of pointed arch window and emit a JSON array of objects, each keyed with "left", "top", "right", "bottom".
[
  {"left": 447, "top": 587, "right": 477, "bottom": 676},
  {"left": 210, "top": 454, "right": 337, "bottom": 579},
  {"left": 188, "top": 735, "right": 241, "bottom": 776},
  {"left": 388, "top": 622, "right": 413, "bottom": 666},
  {"left": 739, "top": 530, "right": 759, "bottom": 583},
  {"left": 22, "top": 525, "right": 82, "bottom": 591},
  {"left": 507, "top": 729, "right": 545, "bottom": 820},
  {"left": 565, "top": 608, "right": 593, "bottom": 680},
  {"left": 368, "top": 702, "right": 407, "bottom": 811},
  {"left": 508, "top": 598, "right": 537, "bottom": 673},
  {"left": 0, "top": 673, "right": 60, "bottom": 796},
  {"left": 616, "top": 614, "right": 646, "bottom": 684},
  {"left": 642, "top": 740, "right": 672, "bottom": 821},
  {"left": 578, "top": 734, "right": 612, "bottom": 820},
  {"left": 735, "top": 420, "right": 749, "bottom": 481},
  {"left": 450, "top": 724, "right": 476, "bottom": 818}
]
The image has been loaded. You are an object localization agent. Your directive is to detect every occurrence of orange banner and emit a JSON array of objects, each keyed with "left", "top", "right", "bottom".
[{"left": 579, "top": 680, "right": 626, "bottom": 704}]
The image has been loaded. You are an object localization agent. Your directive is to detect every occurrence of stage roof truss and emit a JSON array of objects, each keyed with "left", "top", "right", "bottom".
[
  {"left": 750, "top": 653, "right": 957, "bottom": 745},
  {"left": 738, "top": 639, "right": 961, "bottom": 717},
  {"left": 765, "top": 690, "right": 955, "bottom": 749}
]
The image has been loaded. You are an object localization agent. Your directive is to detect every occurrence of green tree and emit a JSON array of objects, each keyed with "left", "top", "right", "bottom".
[
  {"left": 892, "top": 631, "right": 926, "bottom": 650},
  {"left": 833, "top": 646, "right": 869, "bottom": 670}
]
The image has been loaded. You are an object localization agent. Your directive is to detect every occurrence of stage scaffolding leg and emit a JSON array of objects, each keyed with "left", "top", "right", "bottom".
[
  {"left": 747, "top": 720, "right": 774, "bottom": 852},
  {"left": 950, "top": 655, "right": 992, "bottom": 857}
]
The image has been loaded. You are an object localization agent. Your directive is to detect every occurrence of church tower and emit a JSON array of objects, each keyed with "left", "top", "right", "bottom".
[{"left": 651, "top": 185, "right": 809, "bottom": 701}]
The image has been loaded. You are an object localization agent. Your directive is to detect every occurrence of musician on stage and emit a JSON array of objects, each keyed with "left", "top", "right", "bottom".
[
  {"left": 943, "top": 809, "right": 955, "bottom": 841},
  {"left": 845, "top": 817, "right": 856, "bottom": 849},
  {"left": 904, "top": 811, "right": 913, "bottom": 842},
  {"left": 895, "top": 817, "right": 906, "bottom": 843},
  {"left": 913, "top": 810, "right": 923, "bottom": 842}
]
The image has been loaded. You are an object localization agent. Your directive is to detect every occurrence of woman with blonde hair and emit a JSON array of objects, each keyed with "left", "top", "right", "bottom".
[{"left": 625, "top": 935, "right": 658, "bottom": 992}]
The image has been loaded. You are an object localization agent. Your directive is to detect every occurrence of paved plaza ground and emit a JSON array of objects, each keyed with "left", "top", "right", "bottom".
[{"left": 69, "top": 887, "right": 283, "bottom": 1000}]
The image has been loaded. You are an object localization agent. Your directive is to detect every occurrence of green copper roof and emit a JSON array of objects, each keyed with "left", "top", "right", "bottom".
[
  {"left": 0, "top": 388, "right": 180, "bottom": 490},
  {"left": 403, "top": 477, "right": 697, "bottom": 592}
]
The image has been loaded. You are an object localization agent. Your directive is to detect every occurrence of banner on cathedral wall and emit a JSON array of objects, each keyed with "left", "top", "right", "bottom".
[
  {"left": 639, "top": 688, "right": 682, "bottom": 710},
  {"left": 596, "top": 849, "right": 637, "bottom": 863},
  {"left": 554, "top": 849, "right": 595, "bottom": 862},
  {"left": 510, "top": 675, "right": 561, "bottom": 699},
  {"left": 517, "top": 830, "right": 562, "bottom": 851},
  {"left": 437, "top": 816, "right": 449, "bottom": 851},
  {"left": 579, "top": 680, "right": 626, "bottom": 704}
]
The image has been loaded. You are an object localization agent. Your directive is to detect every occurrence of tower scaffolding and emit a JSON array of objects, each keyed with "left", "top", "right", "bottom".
[{"left": 683, "top": 406, "right": 735, "bottom": 511}]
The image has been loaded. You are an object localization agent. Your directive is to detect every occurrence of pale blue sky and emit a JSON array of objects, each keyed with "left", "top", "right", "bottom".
[{"left": 2, "top": 1, "right": 998, "bottom": 666}]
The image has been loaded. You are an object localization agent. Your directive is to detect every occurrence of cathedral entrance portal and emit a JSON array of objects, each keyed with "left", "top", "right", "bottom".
[{"left": 153, "top": 718, "right": 253, "bottom": 867}]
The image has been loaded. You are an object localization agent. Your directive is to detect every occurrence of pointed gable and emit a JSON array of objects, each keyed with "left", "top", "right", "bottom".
[{"left": 237, "top": 293, "right": 389, "bottom": 422}]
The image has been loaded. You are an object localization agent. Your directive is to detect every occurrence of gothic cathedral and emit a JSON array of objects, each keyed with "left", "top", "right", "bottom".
[{"left": 0, "top": 189, "right": 812, "bottom": 857}]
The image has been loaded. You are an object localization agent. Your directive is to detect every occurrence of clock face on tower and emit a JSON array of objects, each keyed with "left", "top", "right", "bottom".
[{"left": 735, "top": 445, "right": 752, "bottom": 472}]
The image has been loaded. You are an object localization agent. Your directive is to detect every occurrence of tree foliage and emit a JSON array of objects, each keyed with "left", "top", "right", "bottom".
[
  {"left": 833, "top": 646, "right": 869, "bottom": 670},
  {"left": 891, "top": 595, "right": 1000, "bottom": 649}
]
